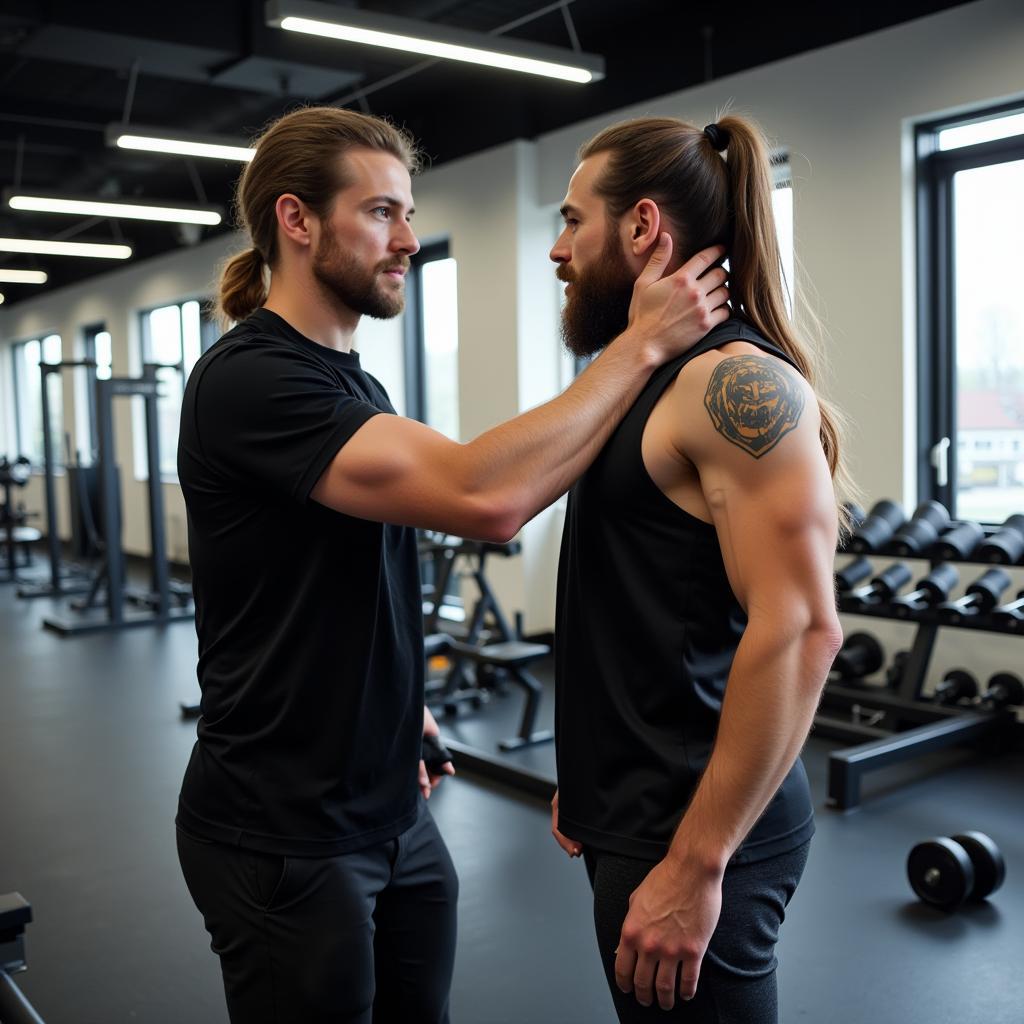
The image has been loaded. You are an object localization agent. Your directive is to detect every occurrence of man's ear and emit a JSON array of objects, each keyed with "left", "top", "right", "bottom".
[
  {"left": 626, "top": 198, "right": 662, "bottom": 257},
  {"left": 275, "top": 193, "right": 315, "bottom": 251}
]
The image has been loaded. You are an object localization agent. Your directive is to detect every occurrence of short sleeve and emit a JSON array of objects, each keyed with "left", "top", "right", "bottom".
[{"left": 181, "top": 338, "right": 381, "bottom": 503}]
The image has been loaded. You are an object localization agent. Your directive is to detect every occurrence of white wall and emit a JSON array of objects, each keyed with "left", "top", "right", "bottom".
[{"left": 2, "top": 0, "right": 1024, "bottom": 669}]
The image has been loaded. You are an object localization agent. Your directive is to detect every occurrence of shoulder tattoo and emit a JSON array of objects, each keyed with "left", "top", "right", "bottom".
[{"left": 703, "top": 355, "right": 805, "bottom": 458}]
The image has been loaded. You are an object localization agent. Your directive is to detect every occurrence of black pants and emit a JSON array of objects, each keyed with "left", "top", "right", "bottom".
[
  {"left": 177, "top": 800, "right": 458, "bottom": 1024},
  {"left": 583, "top": 842, "right": 810, "bottom": 1024}
]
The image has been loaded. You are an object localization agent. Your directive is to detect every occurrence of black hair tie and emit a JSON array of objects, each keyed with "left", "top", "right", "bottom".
[{"left": 703, "top": 123, "right": 729, "bottom": 152}]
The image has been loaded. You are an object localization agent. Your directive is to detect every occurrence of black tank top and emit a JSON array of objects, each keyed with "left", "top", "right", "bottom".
[{"left": 554, "top": 318, "right": 816, "bottom": 864}]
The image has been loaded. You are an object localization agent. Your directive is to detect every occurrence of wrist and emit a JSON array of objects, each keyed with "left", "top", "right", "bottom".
[
  {"left": 666, "top": 835, "right": 730, "bottom": 880},
  {"left": 610, "top": 325, "right": 660, "bottom": 372}
]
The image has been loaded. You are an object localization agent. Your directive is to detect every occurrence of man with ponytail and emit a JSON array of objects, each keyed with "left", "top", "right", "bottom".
[
  {"left": 549, "top": 115, "right": 847, "bottom": 1022},
  {"left": 174, "top": 104, "right": 729, "bottom": 1024}
]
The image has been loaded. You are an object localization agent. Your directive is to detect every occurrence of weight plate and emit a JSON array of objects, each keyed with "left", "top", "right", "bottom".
[
  {"left": 951, "top": 832, "right": 1006, "bottom": 902},
  {"left": 907, "top": 837, "right": 974, "bottom": 910}
]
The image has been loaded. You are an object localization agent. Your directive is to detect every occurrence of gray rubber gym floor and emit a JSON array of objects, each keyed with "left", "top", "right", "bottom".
[{"left": 1, "top": 572, "right": 1022, "bottom": 1024}]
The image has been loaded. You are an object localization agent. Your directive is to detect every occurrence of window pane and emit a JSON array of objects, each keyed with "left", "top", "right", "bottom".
[
  {"left": 421, "top": 258, "right": 460, "bottom": 440},
  {"left": 939, "top": 111, "right": 1024, "bottom": 152},
  {"left": 94, "top": 331, "right": 112, "bottom": 380},
  {"left": 953, "top": 158, "right": 1024, "bottom": 521},
  {"left": 181, "top": 300, "right": 203, "bottom": 375},
  {"left": 771, "top": 184, "right": 794, "bottom": 317},
  {"left": 144, "top": 304, "right": 185, "bottom": 477}
]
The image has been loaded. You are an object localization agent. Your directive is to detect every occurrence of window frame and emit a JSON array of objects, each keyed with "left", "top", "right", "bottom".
[
  {"left": 403, "top": 240, "right": 451, "bottom": 426},
  {"left": 916, "top": 101, "right": 1024, "bottom": 519},
  {"left": 136, "top": 297, "right": 218, "bottom": 481}
]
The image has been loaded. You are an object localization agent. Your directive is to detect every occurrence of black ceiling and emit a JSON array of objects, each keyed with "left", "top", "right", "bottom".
[{"left": 0, "top": 0, "right": 972, "bottom": 306}]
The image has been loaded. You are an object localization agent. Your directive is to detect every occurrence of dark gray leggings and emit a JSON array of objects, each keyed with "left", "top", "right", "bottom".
[{"left": 583, "top": 842, "right": 810, "bottom": 1023}]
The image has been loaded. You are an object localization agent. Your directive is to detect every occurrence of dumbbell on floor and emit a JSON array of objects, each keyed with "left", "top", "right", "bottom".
[
  {"left": 830, "top": 632, "right": 884, "bottom": 681},
  {"left": 907, "top": 831, "right": 1005, "bottom": 911},
  {"left": 936, "top": 569, "right": 1012, "bottom": 624},
  {"left": 977, "top": 514, "right": 1024, "bottom": 565},
  {"left": 848, "top": 500, "right": 905, "bottom": 554},
  {"left": 889, "top": 500, "right": 950, "bottom": 557},
  {"left": 889, "top": 563, "right": 959, "bottom": 619}
]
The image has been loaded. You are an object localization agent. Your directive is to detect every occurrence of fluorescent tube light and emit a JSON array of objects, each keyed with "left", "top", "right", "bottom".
[
  {"left": 105, "top": 124, "right": 255, "bottom": 162},
  {"left": 7, "top": 192, "right": 222, "bottom": 226},
  {"left": 0, "top": 238, "right": 132, "bottom": 259},
  {"left": 0, "top": 269, "right": 48, "bottom": 284},
  {"left": 266, "top": 0, "right": 604, "bottom": 84}
]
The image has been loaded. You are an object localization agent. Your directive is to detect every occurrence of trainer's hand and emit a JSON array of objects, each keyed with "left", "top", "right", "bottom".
[
  {"left": 551, "top": 789, "right": 582, "bottom": 858},
  {"left": 614, "top": 856, "right": 723, "bottom": 1010},
  {"left": 625, "top": 237, "right": 729, "bottom": 362},
  {"left": 420, "top": 705, "right": 454, "bottom": 800}
]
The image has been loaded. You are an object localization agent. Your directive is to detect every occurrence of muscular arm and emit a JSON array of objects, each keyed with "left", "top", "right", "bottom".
[
  {"left": 311, "top": 239, "right": 728, "bottom": 540},
  {"left": 615, "top": 348, "right": 843, "bottom": 1010}
]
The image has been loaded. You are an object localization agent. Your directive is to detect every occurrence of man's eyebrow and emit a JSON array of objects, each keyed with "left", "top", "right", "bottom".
[{"left": 367, "top": 194, "right": 415, "bottom": 215}]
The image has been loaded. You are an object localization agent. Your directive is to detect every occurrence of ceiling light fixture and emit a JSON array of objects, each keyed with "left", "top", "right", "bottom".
[
  {"left": 0, "top": 238, "right": 132, "bottom": 259},
  {"left": 6, "top": 191, "right": 223, "bottom": 226},
  {"left": 265, "top": 0, "right": 604, "bottom": 84},
  {"left": 0, "top": 269, "right": 48, "bottom": 284},
  {"left": 105, "top": 124, "right": 255, "bottom": 162}
]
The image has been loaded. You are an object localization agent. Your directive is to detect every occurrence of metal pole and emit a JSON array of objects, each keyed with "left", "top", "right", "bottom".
[
  {"left": 39, "top": 363, "right": 61, "bottom": 588},
  {"left": 141, "top": 364, "right": 170, "bottom": 618},
  {"left": 95, "top": 378, "right": 123, "bottom": 625}
]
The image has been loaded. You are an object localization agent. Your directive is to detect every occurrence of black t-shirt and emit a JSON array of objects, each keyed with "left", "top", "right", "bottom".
[
  {"left": 555, "top": 319, "right": 816, "bottom": 865},
  {"left": 176, "top": 308, "right": 424, "bottom": 857}
]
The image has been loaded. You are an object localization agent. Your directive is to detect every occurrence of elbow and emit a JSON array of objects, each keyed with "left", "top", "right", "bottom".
[
  {"left": 463, "top": 495, "right": 524, "bottom": 544},
  {"left": 803, "top": 610, "right": 844, "bottom": 689}
]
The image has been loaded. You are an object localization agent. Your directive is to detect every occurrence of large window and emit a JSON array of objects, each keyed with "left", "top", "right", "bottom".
[
  {"left": 11, "top": 333, "right": 63, "bottom": 467},
  {"left": 76, "top": 323, "right": 113, "bottom": 465},
  {"left": 404, "top": 242, "right": 460, "bottom": 439},
  {"left": 138, "top": 299, "right": 216, "bottom": 479},
  {"left": 918, "top": 104, "right": 1024, "bottom": 522}
]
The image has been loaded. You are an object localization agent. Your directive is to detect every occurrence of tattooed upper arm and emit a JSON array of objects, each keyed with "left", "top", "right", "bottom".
[{"left": 703, "top": 355, "right": 805, "bottom": 459}]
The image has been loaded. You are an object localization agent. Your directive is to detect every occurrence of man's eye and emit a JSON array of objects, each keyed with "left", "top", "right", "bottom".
[{"left": 373, "top": 207, "right": 391, "bottom": 218}]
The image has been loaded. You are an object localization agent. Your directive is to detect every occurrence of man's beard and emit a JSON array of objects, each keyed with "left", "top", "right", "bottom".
[
  {"left": 313, "top": 230, "right": 408, "bottom": 320},
  {"left": 557, "top": 233, "right": 636, "bottom": 359}
]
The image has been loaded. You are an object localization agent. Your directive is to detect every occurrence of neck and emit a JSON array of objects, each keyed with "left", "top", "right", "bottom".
[{"left": 264, "top": 272, "right": 360, "bottom": 353}]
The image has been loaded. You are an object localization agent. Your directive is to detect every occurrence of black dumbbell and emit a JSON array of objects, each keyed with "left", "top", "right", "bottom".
[
  {"left": 936, "top": 568, "right": 1012, "bottom": 624},
  {"left": 888, "top": 500, "right": 950, "bottom": 557},
  {"left": 830, "top": 632, "right": 884, "bottom": 681},
  {"left": 842, "top": 562, "right": 912, "bottom": 607},
  {"left": 889, "top": 563, "right": 959, "bottom": 619},
  {"left": 884, "top": 650, "right": 910, "bottom": 689},
  {"left": 848, "top": 500, "right": 906, "bottom": 554},
  {"left": 837, "top": 503, "right": 866, "bottom": 552},
  {"left": 978, "top": 672, "right": 1024, "bottom": 711},
  {"left": 908, "top": 831, "right": 1006, "bottom": 911},
  {"left": 931, "top": 520, "right": 984, "bottom": 561},
  {"left": 991, "top": 589, "right": 1024, "bottom": 631},
  {"left": 977, "top": 514, "right": 1024, "bottom": 565},
  {"left": 933, "top": 669, "right": 979, "bottom": 705},
  {"left": 835, "top": 557, "right": 872, "bottom": 593}
]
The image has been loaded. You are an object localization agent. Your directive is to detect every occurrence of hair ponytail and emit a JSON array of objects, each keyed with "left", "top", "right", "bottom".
[
  {"left": 217, "top": 247, "right": 268, "bottom": 326},
  {"left": 579, "top": 114, "right": 858, "bottom": 533}
]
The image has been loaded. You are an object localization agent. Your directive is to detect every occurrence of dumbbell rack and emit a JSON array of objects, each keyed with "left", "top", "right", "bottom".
[{"left": 823, "top": 539, "right": 1020, "bottom": 811}]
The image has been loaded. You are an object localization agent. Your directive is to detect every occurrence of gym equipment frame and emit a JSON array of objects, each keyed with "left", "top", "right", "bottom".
[{"left": 42, "top": 365, "right": 194, "bottom": 635}]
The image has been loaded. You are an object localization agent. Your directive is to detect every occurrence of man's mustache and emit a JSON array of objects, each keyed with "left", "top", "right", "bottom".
[{"left": 555, "top": 265, "right": 575, "bottom": 283}]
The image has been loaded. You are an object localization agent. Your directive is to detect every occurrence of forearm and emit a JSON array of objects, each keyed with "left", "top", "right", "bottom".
[
  {"left": 457, "top": 329, "right": 659, "bottom": 534},
  {"left": 667, "top": 618, "right": 838, "bottom": 876}
]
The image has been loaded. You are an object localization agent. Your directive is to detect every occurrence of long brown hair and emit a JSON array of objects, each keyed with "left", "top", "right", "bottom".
[
  {"left": 579, "top": 115, "right": 856, "bottom": 528},
  {"left": 218, "top": 106, "right": 421, "bottom": 324}
]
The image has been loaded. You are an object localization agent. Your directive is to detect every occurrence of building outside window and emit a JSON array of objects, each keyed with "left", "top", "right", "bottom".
[{"left": 11, "top": 333, "right": 63, "bottom": 467}]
